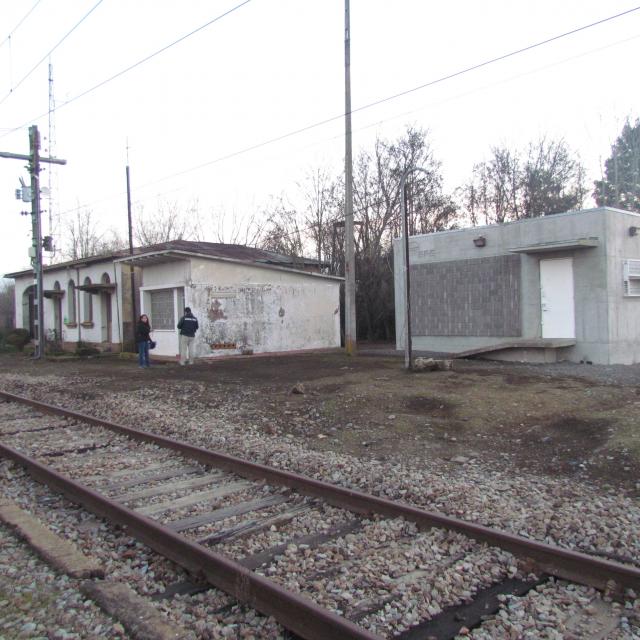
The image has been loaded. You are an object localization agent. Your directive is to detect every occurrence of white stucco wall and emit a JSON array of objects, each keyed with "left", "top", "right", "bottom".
[
  {"left": 12, "top": 260, "right": 125, "bottom": 347},
  {"left": 138, "top": 256, "right": 341, "bottom": 359}
]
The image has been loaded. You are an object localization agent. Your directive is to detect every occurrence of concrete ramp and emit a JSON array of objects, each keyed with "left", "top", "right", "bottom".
[{"left": 453, "top": 339, "right": 576, "bottom": 360}]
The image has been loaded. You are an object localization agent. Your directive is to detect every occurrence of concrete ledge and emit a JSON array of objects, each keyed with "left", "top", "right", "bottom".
[{"left": 0, "top": 497, "right": 104, "bottom": 579}]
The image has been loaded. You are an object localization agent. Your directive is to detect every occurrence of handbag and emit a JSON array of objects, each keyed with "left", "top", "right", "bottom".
[{"left": 148, "top": 340, "right": 156, "bottom": 350}]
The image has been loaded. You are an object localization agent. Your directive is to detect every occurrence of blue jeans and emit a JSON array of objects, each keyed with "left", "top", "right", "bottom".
[{"left": 137, "top": 340, "right": 150, "bottom": 367}]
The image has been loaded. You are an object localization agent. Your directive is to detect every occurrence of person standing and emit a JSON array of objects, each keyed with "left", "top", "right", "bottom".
[
  {"left": 136, "top": 314, "right": 152, "bottom": 368},
  {"left": 177, "top": 306, "right": 199, "bottom": 365}
]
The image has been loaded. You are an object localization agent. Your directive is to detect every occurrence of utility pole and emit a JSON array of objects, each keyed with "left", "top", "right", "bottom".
[
  {"left": 343, "top": 0, "right": 357, "bottom": 355},
  {"left": 0, "top": 125, "right": 66, "bottom": 359},
  {"left": 126, "top": 162, "right": 137, "bottom": 344},
  {"left": 30, "top": 126, "right": 45, "bottom": 359}
]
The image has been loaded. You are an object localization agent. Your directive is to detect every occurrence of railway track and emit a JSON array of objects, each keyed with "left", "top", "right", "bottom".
[{"left": 0, "top": 389, "right": 638, "bottom": 639}]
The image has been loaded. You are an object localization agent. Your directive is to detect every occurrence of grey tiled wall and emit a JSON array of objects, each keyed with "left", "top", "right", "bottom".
[{"left": 409, "top": 255, "right": 521, "bottom": 337}]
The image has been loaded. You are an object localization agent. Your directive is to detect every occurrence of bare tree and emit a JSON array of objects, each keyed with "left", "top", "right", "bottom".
[
  {"left": 350, "top": 126, "right": 457, "bottom": 340},
  {"left": 134, "top": 198, "right": 199, "bottom": 246},
  {"left": 298, "top": 167, "right": 341, "bottom": 264},
  {"left": 460, "top": 138, "right": 586, "bottom": 223},
  {"left": 521, "top": 138, "right": 586, "bottom": 217},
  {"left": 258, "top": 197, "right": 305, "bottom": 257},
  {"left": 60, "top": 209, "right": 126, "bottom": 260},
  {"left": 0, "top": 280, "right": 15, "bottom": 329},
  {"left": 193, "top": 207, "right": 265, "bottom": 246}
]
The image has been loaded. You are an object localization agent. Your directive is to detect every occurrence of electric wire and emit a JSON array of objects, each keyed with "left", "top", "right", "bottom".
[
  {"left": 31, "top": 5, "right": 640, "bottom": 225},
  {"left": 3, "top": 1, "right": 636, "bottom": 142},
  {"left": 315, "top": 32, "right": 640, "bottom": 158},
  {"left": 103, "top": 5, "right": 640, "bottom": 194},
  {"left": 0, "top": 0, "right": 44, "bottom": 49},
  {"left": 0, "top": 0, "right": 104, "bottom": 107},
  {"left": 0, "top": 0, "right": 253, "bottom": 135},
  {"left": 52, "top": 25, "right": 640, "bottom": 226},
  {"left": 350, "top": 5, "right": 640, "bottom": 120}
]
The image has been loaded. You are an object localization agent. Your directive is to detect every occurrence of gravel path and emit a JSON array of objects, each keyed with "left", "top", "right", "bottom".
[{"left": 0, "top": 522, "right": 129, "bottom": 640}]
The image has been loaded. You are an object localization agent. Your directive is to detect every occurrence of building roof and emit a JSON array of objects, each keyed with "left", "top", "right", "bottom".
[
  {"left": 4, "top": 240, "right": 329, "bottom": 279},
  {"left": 394, "top": 206, "right": 640, "bottom": 245}
]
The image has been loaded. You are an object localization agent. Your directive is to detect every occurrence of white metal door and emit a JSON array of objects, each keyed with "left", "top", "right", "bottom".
[{"left": 540, "top": 258, "right": 575, "bottom": 339}]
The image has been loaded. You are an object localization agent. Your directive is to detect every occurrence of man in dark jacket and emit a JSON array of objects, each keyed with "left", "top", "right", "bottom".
[{"left": 177, "top": 307, "right": 199, "bottom": 365}]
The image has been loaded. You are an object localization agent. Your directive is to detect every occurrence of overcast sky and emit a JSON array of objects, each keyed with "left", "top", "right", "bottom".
[{"left": 1, "top": 0, "right": 639, "bottom": 275}]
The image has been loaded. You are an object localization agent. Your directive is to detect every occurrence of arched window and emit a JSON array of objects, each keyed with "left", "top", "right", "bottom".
[
  {"left": 67, "top": 280, "right": 76, "bottom": 324},
  {"left": 83, "top": 277, "right": 93, "bottom": 322},
  {"left": 101, "top": 273, "right": 110, "bottom": 284}
]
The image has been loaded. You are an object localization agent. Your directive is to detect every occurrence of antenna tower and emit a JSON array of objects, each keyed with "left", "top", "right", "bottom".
[{"left": 47, "top": 60, "right": 57, "bottom": 238}]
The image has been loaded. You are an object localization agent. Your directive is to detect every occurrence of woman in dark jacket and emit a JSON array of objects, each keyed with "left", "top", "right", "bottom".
[{"left": 135, "top": 314, "right": 152, "bottom": 368}]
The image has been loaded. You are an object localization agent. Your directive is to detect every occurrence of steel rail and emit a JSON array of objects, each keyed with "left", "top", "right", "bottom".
[
  {"left": 2, "top": 390, "right": 640, "bottom": 594},
  {"left": 0, "top": 441, "right": 379, "bottom": 640}
]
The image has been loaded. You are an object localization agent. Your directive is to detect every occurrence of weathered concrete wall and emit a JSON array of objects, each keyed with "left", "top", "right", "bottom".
[
  {"left": 13, "top": 260, "right": 126, "bottom": 349},
  {"left": 394, "top": 208, "right": 621, "bottom": 363},
  {"left": 137, "top": 257, "right": 341, "bottom": 359},
  {"left": 140, "top": 260, "right": 189, "bottom": 288},
  {"left": 188, "top": 259, "right": 340, "bottom": 358},
  {"left": 604, "top": 210, "right": 640, "bottom": 364}
]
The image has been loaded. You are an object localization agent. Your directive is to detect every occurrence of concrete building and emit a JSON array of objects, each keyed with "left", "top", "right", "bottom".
[
  {"left": 6, "top": 241, "right": 341, "bottom": 358},
  {"left": 394, "top": 207, "right": 640, "bottom": 364},
  {"left": 116, "top": 242, "right": 341, "bottom": 359}
]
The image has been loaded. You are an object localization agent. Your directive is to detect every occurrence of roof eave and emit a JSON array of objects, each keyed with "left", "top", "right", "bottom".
[{"left": 115, "top": 250, "right": 343, "bottom": 282}]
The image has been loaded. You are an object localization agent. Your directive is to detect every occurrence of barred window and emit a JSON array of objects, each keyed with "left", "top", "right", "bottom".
[{"left": 150, "top": 289, "right": 175, "bottom": 330}]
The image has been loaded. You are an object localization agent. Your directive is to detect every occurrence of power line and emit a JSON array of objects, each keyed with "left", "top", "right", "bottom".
[
  {"left": 0, "top": 0, "right": 253, "bottom": 136},
  {"left": 0, "top": 0, "right": 44, "bottom": 49},
  {"left": 116, "top": 5, "right": 640, "bottom": 192},
  {"left": 45, "top": 28, "right": 640, "bottom": 224},
  {"left": 350, "top": 5, "right": 640, "bottom": 119},
  {"left": 37, "top": 4, "right": 640, "bottom": 219},
  {"left": 318, "top": 32, "right": 640, "bottom": 154},
  {"left": 0, "top": 0, "right": 104, "bottom": 108}
]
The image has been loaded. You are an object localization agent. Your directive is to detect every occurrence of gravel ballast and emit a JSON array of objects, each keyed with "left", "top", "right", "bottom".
[{"left": 0, "top": 369, "right": 639, "bottom": 638}]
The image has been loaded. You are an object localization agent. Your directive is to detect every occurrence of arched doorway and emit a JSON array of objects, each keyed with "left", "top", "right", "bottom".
[
  {"left": 21, "top": 285, "right": 35, "bottom": 338},
  {"left": 100, "top": 273, "right": 112, "bottom": 344}
]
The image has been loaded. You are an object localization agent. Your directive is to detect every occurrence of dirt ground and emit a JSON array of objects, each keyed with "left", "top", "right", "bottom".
[{"left": 1, "top": 350, "right": 639, "bottom": 492}]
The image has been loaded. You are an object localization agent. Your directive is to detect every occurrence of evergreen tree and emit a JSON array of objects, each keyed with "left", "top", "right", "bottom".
[{"left": 594, "top": 119, "right": 640, "bottom": 212}]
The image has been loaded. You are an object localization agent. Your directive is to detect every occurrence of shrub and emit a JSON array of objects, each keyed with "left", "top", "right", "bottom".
[
  {"left": 75, "top": 342, "right": 100, "bottom": 357},
  {"left": 5, "top": 329, "right": 31, "bottom": 351},
  {"left": 46, "top": 341, "right": 66, "bottom": 356}
]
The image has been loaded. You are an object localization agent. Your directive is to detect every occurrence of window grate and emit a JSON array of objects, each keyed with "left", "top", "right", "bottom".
[
  {"left": 623, "top": 259, "right": 640, "bottom": 297},
  {"left": 150, "top": 289, "right": 175, "bottom": 329}
]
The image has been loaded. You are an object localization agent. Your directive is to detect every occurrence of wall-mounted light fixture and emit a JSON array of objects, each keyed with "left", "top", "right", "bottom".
[
  {"left": 473, "top": 236, "right": 486, "bottom": 247},
  {"left": 629, "top": 226, "right": 638, "bottom": 237}
]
